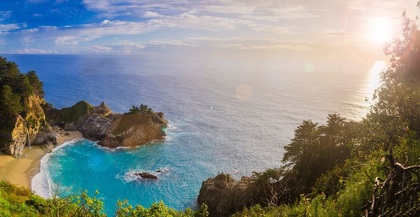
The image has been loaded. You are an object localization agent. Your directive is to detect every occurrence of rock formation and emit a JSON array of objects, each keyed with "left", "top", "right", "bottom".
[
  {"left": 45, "top": 101, "right": 168, "bottom": 148},
  {"left": 198, "top": 173, "right": 259, "bottom": 217},
  {"left": 98, "top": 112, "right": 167, "bottom": 148},
  {"left": 2, "top": 95, "right": 54, "bottom": 156}
]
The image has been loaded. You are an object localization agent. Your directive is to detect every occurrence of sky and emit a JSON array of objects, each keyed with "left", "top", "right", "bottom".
[{"left": 0, "top": 0, "right": 419, "bottom": 60}]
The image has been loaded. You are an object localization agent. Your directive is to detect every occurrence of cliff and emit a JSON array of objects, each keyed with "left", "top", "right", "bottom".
[
  {"left": 198, "top": 174, "right": 260, "bottom": 217},
  {"left": 1, "top": 95, "right": 53, "bottom": 156}
]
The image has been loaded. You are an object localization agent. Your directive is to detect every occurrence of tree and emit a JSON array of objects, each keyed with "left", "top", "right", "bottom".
[
  {"left": 281, "top": 114, "right": 353, "bottom": 194},
  {"left": 128, "top": 105, "right": 140, "bottom": 114},
  {"left": 0, "top": 85, "right": 23, "bottom": 117},
  {"left": 369, "top": 6, "right": 420, "bottom": 134},
  {"left": 0, "top": 56, "right": 20, "bottom": 79},
  {"left": 27, "top": 71, "right": 44, "bottom": 97}
]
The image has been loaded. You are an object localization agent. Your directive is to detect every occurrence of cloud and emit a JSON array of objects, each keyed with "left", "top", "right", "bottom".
[
  {"left": 91, "top": 45, "right": 112, "bottom": 52},
  {"left": 147, "top": 37, "right": 335, "bottom": 51},
  {"left": 81, "top": 0, "right": 320, "bottom": 21},
  {"left": 0, "top": 23, "right": 26, "bottom": 34},
  {"left": 13, "top": 48, "right": 58, "bottom": 54},
  {"left": 142, "top": 11, "right": 162, "bottom": 18}
]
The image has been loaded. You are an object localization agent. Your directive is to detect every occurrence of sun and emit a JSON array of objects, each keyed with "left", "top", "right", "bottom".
[{"left": 368, "top": 19, "right": 392, "bottom": 44}]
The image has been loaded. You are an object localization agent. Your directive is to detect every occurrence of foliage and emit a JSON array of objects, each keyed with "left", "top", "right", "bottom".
[
  {"left": 27, "top": 71, "right": 45, "bottom": 97},
  {"left": 281, "top": 114, "right": 355, "bottom": 195},
  {"left": 127, "top": 103, "right": 154, "bottom": 116},
  {"left": 0, "top": 180, "right": 209, "bottom": 217},
  {"left": 0, "top": 85, "right": 23, "bottom": 117},
  {"left": 0, "top": 56, "right": 43, "bottom": 123}
]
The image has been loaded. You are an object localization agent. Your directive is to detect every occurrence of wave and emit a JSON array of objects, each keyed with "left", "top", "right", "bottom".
[{"left": 31, "top": 138, "right": 83, "bottom": 199}]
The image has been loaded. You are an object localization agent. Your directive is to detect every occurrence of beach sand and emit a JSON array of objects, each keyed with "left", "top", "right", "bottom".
[{"left": 0, "top": 131, "right": 83, "bottom": 189}]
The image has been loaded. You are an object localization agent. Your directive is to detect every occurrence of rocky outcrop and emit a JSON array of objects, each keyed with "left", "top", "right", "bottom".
[
  {"left": 64, "top": 122, "right": 77, "bottom": 131},
  {"left": 34, "top": 125, "right": 57, "bottom": 146},
  {"left": 77, "top": 114, "right": 117, "bottom": 140},
  {"left": 91, "top": 102, "right": 112, "bottom": 116},
  {"left": 4, "top": 116, "right": 28, "bottom": 156},
  {"left": 198, "top": 174, "right": 259, "bottom": 217},
  {"left": 98, "top": 112, "right": 167, "bottom": 148}
]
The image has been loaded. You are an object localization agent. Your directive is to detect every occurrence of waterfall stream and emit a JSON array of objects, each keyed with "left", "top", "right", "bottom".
[{"left": 23, "top": 119, "right": 31, "bottom": 149}]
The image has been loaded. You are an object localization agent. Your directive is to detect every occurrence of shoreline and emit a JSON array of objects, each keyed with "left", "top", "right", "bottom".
[{"left": 0, "top": 131, "right": 83, "bottom": 190}]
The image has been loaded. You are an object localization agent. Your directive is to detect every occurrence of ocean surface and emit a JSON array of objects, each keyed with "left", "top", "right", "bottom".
[{"left": 3, "top": 54, "right": 383, "bottom": 214}]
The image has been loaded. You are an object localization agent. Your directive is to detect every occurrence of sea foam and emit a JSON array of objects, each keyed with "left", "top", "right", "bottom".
[{"left": 31, "top": 138, "right": 82, "bottom": 198}]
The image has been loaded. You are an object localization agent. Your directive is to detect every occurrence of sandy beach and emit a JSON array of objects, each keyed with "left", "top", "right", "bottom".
[{"left": 0, "top": 131, "right": 83, "bottom": 189}]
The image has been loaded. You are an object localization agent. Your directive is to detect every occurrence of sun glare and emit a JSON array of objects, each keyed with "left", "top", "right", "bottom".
[
  {"left": 369, "top": 61, "right": 387, "bottom": 92},
  {"left": 369, "top": 19, "right": 392, "bottom": 44}
]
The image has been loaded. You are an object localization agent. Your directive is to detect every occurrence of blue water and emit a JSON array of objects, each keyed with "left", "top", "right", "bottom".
[{"left": 3, "top": 54, "right": 378, "bottom": 214}]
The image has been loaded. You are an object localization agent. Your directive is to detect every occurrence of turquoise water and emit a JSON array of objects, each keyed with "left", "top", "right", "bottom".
[{"left": 3, "top": 55, "right": 378, "bottom": 213}]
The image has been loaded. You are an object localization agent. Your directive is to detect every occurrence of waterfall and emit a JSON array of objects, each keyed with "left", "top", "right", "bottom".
[{"left": 23, "top": 119, "right": 31, "bottom": 149}]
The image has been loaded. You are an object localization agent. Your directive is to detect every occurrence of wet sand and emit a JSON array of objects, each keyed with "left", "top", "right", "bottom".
[{"left": 0, "top": 131, "right": 83, "bottom": 189}]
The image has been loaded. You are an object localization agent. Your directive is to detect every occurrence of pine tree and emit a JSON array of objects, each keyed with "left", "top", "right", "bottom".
[{"left": 0, "top": 85, "right": 23, "bottom": 116}]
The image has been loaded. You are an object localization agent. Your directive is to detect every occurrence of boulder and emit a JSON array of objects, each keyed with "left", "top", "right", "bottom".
[
  {"left": 64, "top": 122, "right": 77, "bottom": 131},
  {"left": 34, "top": 126, "right": 57, "bottom": 146}
]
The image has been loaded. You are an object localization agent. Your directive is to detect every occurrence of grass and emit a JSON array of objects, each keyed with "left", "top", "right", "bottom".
[
  {"left": 111, "top": 114, "right": 150, "bottom": 135},
  {"left": 59, "top": 101, "right": 93, "bottom": 123}
]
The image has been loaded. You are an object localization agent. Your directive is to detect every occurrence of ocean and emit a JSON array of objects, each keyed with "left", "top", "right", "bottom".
[{"left": 3, "top": 54, "right": 382, "bottom": 214}]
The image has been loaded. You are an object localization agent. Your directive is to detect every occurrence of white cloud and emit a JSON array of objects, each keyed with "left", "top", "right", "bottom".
[
  {"left": 0, "top": 23, "right": 26, "bottom": 34},
  {"left": 13, "top": 48, "right": 58, "bottom": 54},
  {"left": 142, "top": 11, "right": 162, "bottom": 18},
  {"left": 91, "top": 45, "right": 112, "bottom": 52}
]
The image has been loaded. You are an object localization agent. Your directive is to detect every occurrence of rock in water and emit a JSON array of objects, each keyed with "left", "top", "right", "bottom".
[{"left": 135, "top": 172, "right": 158, "bottom": 179}]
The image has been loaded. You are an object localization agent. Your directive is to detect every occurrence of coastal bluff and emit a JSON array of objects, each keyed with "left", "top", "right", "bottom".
[{"left": 44, "top": 101, "right": 168, "bottom": 148}]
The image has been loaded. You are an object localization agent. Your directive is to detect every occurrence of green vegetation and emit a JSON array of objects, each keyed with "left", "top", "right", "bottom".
[
  {"left": 42, "top": 101, "right": 93, "bottom": 125},
  {"left": 0, "top": 180, "right": 209, "bottom": 217},
  {"left": 58, "top": 101, "right": 93, "bottom": 123},
  {"left": 111, "top": 114, "right": 150, "bottom": 135},
  {"left": 0, "top": 56, "right": 44, "bottom": 120},
  {"left": 127, "top": 104, "right": 154, "bottom": 116},
  {"left": 0, "top": 56, "right": 45, "bottom": 149}
]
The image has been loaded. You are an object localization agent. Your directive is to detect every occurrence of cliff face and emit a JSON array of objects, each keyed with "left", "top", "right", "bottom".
[
  {"left": 198, "top": 174, "right": 259, "bottom": 217},
  {"left": 2, "top": 95, "right": 52, "bottom": 156},
  {"left": 99, "top": 113, "right": 167, "bottom": 148},
  {"left": 5, "top": 116, "right": 28, "bottom": 156}
]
